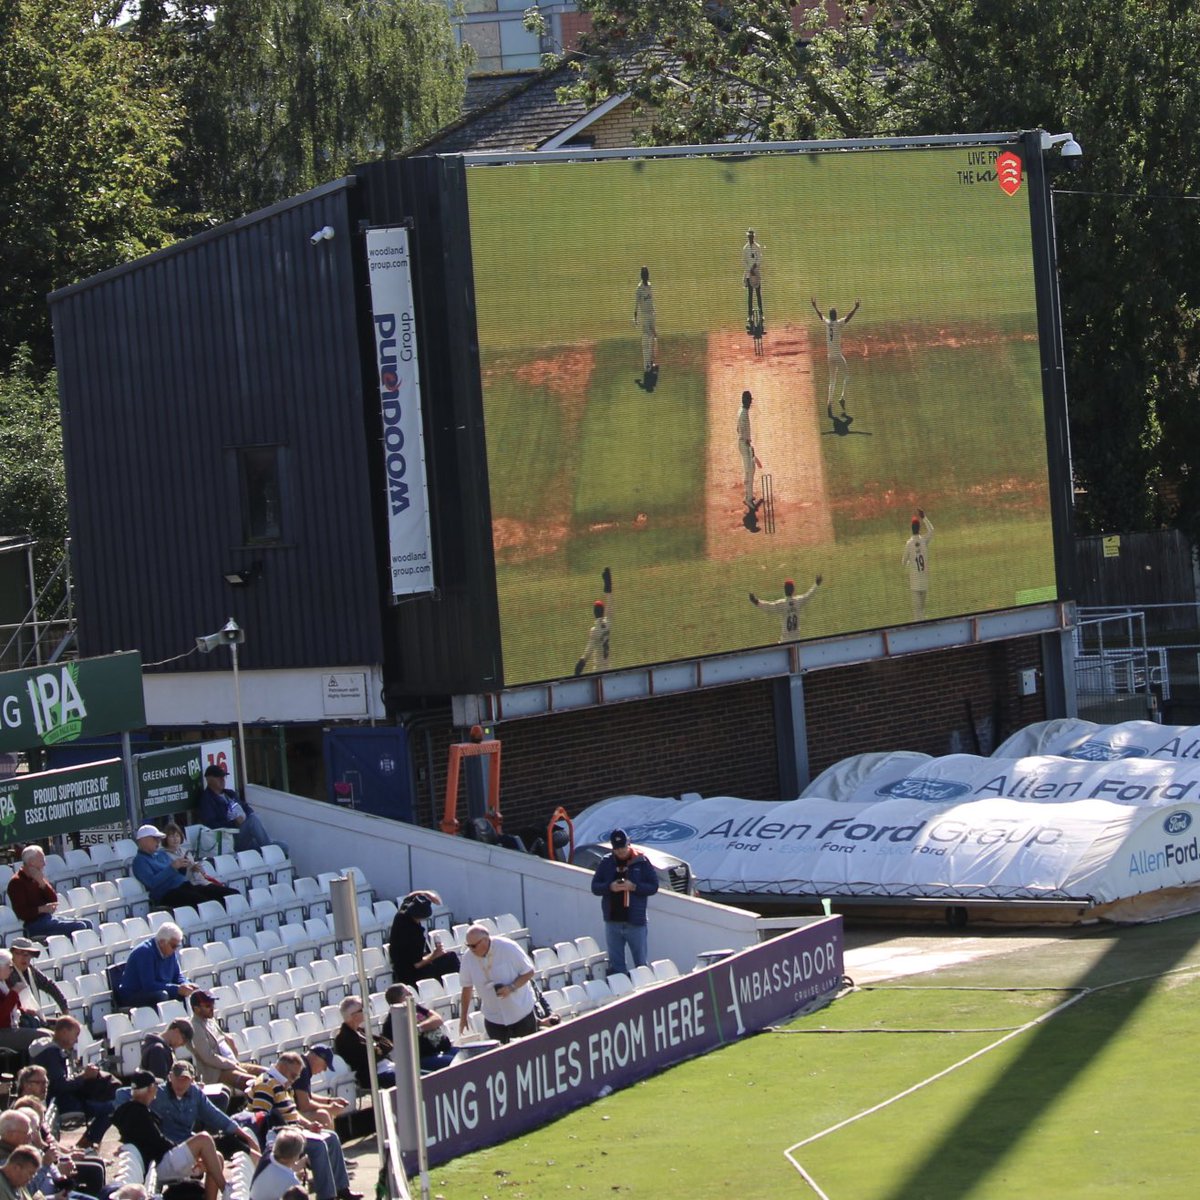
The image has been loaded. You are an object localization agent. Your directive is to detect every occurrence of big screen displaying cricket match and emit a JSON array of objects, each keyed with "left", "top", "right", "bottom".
[{"left": 465, "top": 144, "right": 1058, "bottom": 687}]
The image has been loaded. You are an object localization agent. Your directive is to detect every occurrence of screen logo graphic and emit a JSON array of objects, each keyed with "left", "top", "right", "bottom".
[{"left": 997, "top": 152, "right": 1023, "bottom": 196}]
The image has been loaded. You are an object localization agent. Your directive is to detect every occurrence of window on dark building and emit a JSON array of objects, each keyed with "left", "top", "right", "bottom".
[{"left": 237, "top": 445, "right": 286, "bottom": 545}]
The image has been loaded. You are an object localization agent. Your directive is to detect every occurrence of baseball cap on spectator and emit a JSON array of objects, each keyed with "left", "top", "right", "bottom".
[
  {"left": 308, "top": 1045, "right": 334, "bottom": 1068},
  {"left": 189, "top": 989, "right": 217, "bottom": 1008},
  {"left": 10, "top": 937, "right": 42, "bottom": 955},
  {"left": 610, "top": 829, "right": 629, "bottom": 849},
  {"left": 135, "top": 824, "right": 165, "bottom": 840},
  {"left": 130, "top": 1071, "right": 157, "bottom": 1090},
  {"left": 204, "top": 765, "right": 227, "bottom": 778}
]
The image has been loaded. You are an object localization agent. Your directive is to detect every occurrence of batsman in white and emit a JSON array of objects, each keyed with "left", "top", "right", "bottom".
[
  {"left": 901, "top": 509, "right": 934, "bottom": 619},
  {"left": 633, "top": 266, "right": 657, "bottom": 374},
  {"left": 749, "top": 576, "right": 823, "bottom": 642},
  {"left": 574, "top": 567, "right": 614, "bottom": 675},
  {"left": 811, "top": 296, "right": 861, "bottom": 416},
  {"left": 736, "top": 390, "right": 762, "bottom": 510}
]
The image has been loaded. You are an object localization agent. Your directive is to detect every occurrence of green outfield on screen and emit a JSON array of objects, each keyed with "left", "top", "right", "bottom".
[{"left": 466, "top": 145, "right": 1058, "bottom": 686}]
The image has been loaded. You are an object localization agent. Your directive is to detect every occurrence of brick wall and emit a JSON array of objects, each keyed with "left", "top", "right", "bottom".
[
  {"left": 424, "top": 635, "right": 1047, "bottom": 838},
  {"left": 805, "top": 636, "right": 1047, "bottom": 773},
  {"left": 588, "top": 100, "right": 647, "bottom": 149}
]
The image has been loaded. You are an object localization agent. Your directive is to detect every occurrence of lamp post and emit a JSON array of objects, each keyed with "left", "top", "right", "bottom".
[{"left": 197, "top": 618, "right": 248, "bottom": 788}]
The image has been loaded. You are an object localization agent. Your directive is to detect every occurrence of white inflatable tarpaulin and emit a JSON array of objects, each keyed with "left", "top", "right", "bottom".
[
  {"left": 800, "top": 751, "right": 931, "bottom": 802},
  {"left": 572, "top": 793, "right": 1200, "bottom": 906},
  {"left": 841, "top": 751, "right": 1200, "bottom": 809},
  {"left": 996, "top": 719, "right": 1195, "bottom": 762}
]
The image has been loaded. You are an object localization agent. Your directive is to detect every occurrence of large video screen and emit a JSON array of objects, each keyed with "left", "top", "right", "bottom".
[{"left": 465, "top": 144, "right": 1058, "bottom": 687}]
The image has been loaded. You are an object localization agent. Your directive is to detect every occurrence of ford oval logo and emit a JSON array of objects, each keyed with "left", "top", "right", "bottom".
[
  {"left": 877, "top": 779, "right": 971, "bottom": 802},
  {"left": 1164, "top": 811, "right": 1193, "bottom": 835},
  {"left": 1067, "top": 741, "right": 1147, "bottom": 762},
  {"left": 626, "top": 820, "right": 697, "bottom": 844}
]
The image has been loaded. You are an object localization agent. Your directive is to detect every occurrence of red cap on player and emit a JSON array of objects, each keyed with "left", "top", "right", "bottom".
[{"left": 784, "top": 579, "right": 794, "bottom": 589}]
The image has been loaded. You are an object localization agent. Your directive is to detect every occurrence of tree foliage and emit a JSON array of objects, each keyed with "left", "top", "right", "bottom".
[
  {"left": 570, "top": 0, "right": 1200, "bottom": 539},
  {"left": 0, "top": 347, "right": 66, "bottom": 568},
  {"left": 135, "top": 0, "right": 472, "bottom": 221},
  {"left": 0, "top": 0, "right": 183, "bottom": 369}
]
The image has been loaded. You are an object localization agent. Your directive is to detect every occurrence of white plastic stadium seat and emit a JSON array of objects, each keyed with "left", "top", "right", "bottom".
[
  {"left": 651, "top": 959, "right": 681, "bottom": 984},
  {"left": 629, "top": 965, "right": 656, "bottom": 990},
  {"left": 261, "top": 844, "right": 293, "bottom": 887},
  {"left": 575, "top": 935, "right": 608, "bottom": 981},
  {"left": 261, "top": 972, "right": 299, "bottom": 1021}
]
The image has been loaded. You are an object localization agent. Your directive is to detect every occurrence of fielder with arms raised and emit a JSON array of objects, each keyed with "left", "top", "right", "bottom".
[{"left": 749, "top": 576, "right": 822, "bottom": 642}]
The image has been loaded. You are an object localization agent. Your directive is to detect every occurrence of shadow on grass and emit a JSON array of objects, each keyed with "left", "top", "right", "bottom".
[{"left": 877, "top": 918, "right": 1200, "bottom": 1200}]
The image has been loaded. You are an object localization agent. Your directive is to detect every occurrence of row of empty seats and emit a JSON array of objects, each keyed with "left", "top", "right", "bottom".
[{"left": 542, "top": 959, "right": 682, "bottom": 1019}]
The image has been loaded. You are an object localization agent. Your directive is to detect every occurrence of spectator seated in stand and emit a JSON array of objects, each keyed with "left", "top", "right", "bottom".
[
  {"left": 140, "top": 1018, "right": 195, "bottom": 1078},
  {"left": 30, "top": 1016, "right": 119, "bottom": 1151},
  {"left": 384, "top": 984, "right": 456, "bottom": 1073},
  {"left": 291, "top": 1046, "right": 347, "bottom": 1132},
  {"left": 197, "top": 766, "right": 288, "bottom": 855},
  {"left": 0, "top": 949, "right": 47, "bottom": 1059},
  {"left": 248, "top": 1054, "right": 359, "bottom": 1200},
  {"left": 0, "top": 1144, "right": 42, "bottom": 1200},
  {"left": 6, "top": 847, "right": 94, "bottom": 939},
  {"left": 248, "top": 1128, "right": 307, "bottom": 1200},
  {"left": 150, "top": 1060, "right": 260, "bottom": 1164},
  {"left": 130, "top": 825, "right": 237, "bottom": 911},
  {"left": 189, "top": 990, "right": 263, "bottom": 1091},
  {"left": 114, "top": 922, "right": 198, "bottom": 1010},
  {"left": 332, "top": 997, "right": 394, "bottom": 1090},
  {"left": 113, "top": 1072, "right": 229, "bottom": 1200}
]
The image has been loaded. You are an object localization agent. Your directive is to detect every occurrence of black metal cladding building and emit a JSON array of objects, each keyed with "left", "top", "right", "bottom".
[{"left": 50, "top": 166, "right": 498, "bottom": 706}]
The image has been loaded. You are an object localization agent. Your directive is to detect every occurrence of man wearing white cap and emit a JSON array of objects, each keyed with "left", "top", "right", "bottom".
[{"left": 130, "top": 824, "right": 236, "bottom": 910}]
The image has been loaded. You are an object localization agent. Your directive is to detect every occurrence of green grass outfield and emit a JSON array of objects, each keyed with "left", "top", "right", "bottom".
[
  {"left": 467, "top": 148, "right": 1058, "bottom": 685},
  {"left": 428, "top": 917, "right": 1200, "bottom": 1198}
]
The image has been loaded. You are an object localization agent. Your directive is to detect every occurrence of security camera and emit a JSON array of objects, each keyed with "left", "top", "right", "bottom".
[
  {"left": 1039, "top": 130, "right": 1083, "bottom": 171},
  {"left": 310, "top": 225, "right": 335, "bottom": 245}
]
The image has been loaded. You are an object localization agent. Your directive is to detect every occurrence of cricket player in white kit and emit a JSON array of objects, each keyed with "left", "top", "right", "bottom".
[
  {"left": 811, "top": 297, "right": 861, "bottom": 415},
  {"left": 902, "top": 510, "right": 934, "bottom": 619},
  {"left": 742, "top": 230, "right": 764, "bottom": 329},
  {"left": 575, "top": 567, "right": 614, "bottom": 675},
  {"left": 633, "top": 266, "right": 657, "bottom": 373},
  {"left": 749, "top": 576, "right": 822, "bottom": 642},
  {"left": 736, "top": 390, "right": 759, "bottom": 509}
]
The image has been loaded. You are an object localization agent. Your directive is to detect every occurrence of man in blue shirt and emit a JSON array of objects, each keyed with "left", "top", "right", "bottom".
[
  {"left": 197, "top": 766, "right": 288, "bottom": 854},
  {"left": 131, "top": 824, "right": 236, "bottom": 910},
  {"left": 152, "top": 1060, "right": 261, "bottom": 1162},
  {"left": 114, "top": 922, "right": 197, "bottom": 1009}
]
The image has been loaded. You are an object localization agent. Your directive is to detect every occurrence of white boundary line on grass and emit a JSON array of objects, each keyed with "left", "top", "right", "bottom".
[{"left": 783, "top": 963, "right": 1200, "bottom": 1197}]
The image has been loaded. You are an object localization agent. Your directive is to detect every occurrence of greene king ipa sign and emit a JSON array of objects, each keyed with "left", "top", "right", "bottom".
[
  {"left": 135, "top": 739, "right": 235, "bottom": 820},
  {"left": 0, "top": 652, "right": 145, "bottom": 754},
  {"left": 0, "top": 759, "right": 126, "bottom": 840}
]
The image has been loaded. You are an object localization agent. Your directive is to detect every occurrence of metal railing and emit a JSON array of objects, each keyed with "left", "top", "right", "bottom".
[{"left": 0, "top": 541, "right": 76, "bottom": 670}]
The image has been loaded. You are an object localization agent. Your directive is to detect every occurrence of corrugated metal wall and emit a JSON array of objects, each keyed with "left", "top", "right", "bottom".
[{"left": 51, "top": 180, "right": 386, "bottom": 674}]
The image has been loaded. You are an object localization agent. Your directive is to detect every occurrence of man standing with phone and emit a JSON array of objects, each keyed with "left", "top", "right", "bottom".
[{"left": 591, "top": 829, "right": 660, "bottom": 975}]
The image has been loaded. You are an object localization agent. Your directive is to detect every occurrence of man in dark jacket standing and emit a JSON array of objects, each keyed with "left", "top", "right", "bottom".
[{"left": 590, "top": 828, "right": 659, "bottom": 975}]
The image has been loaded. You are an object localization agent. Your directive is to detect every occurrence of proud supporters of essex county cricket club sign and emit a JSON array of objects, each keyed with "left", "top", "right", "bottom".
[
  {"left": 0, "top": 759, "right": 126, "bottom": 840},
  {"left": 0, "top": 652, "right": 145, "bottom": 755}
]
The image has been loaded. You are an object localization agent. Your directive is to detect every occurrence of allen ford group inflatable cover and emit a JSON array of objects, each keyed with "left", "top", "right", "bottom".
[{"left": 572, "top": 719, "right": 1200, "bottom": 914}]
